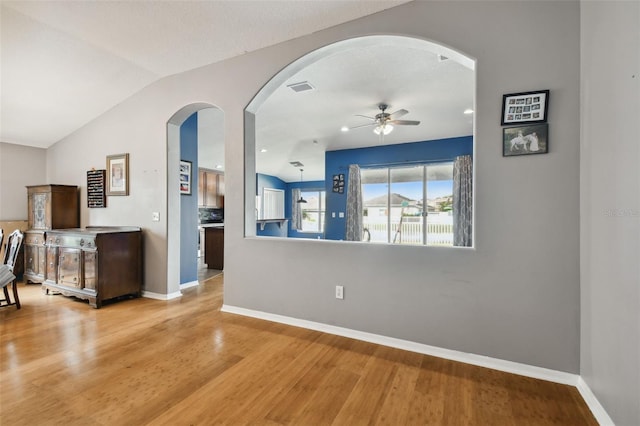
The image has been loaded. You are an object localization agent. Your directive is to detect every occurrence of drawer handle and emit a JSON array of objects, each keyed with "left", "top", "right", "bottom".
[{"left": 80, "top": 239, "right": 85, "bottom": 246}]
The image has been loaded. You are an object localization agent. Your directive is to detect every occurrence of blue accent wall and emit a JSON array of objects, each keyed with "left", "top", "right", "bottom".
[
  {"left": 324, "top": 136, "right": 473, "bottom": 240},
  {"left": 256, "top": 173, "right": 287, "bottom": 237},
  {"left": 180, "top": 112, "right": 198, "bottom": 283}
]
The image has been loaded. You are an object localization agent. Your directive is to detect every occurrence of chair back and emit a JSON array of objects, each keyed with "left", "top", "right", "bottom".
[
  {"left": 3, "top": 230, "right": 24, "bottom": 273},
  {"left": 0, "top": 228, "right": 4, "bottom": 258}
]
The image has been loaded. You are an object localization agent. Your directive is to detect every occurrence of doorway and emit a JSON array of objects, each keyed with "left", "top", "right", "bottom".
[{"left": 167, "top": 103, "right": 225, "bottom": 295}]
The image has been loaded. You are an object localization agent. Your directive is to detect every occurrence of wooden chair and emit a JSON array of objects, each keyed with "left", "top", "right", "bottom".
[{"left": 0, "top": 229, "right": 24, "bottom": 309}]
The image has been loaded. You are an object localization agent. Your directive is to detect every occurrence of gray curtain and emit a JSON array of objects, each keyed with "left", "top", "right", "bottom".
[
  {"left": 291, "top": 188, "right": 302, "bottom": 230},
  {"left": 453, "top": 155, "right": 473, "bottom": 247},
  {"left": 345, "top": 164, "right": 363, "bottom": 241}
]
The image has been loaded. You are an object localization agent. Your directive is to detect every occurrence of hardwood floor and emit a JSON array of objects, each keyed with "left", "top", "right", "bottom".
[{"left": 1, "top": 278, "right": 597, "bottom": 425}]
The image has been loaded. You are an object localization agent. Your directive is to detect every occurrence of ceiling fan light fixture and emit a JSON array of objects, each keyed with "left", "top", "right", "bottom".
[{"left": 374, "top": 123, "right": 393, "bottom": 135}]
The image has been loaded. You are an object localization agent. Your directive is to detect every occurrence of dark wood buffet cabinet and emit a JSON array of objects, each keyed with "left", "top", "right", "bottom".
[{"left": 41, "top": 227, "right": 143, "bottom": 308}]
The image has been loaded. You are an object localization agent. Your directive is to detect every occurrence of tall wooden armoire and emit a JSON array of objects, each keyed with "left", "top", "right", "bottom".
[{"left": 24, "top": 185, "right": 79, "bottom": 283}]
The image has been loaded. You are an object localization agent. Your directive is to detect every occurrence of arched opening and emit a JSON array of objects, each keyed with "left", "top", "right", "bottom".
[
  {"left": 167, "top": 103, "right": 224, "bottom": 297},
  {"left": 245, "top": 35, "right": 475, "bottom": 246}
]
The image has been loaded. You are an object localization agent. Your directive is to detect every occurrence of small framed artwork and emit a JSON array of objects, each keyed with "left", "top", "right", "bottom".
[
  {"left": 332, "top": 174, "right": 345, "bottom": 193},
  {"left": 501, "top": 89, "right": 549, "bottom": 125},
  {"left": 180, "top": 160, "right": 192, "bottom": 195},
  {"left": 106, "top": 153, "right": 129, "bottom": 196},
  {"left": 503, "top": 123, "right": 548, "bottom": 157}
]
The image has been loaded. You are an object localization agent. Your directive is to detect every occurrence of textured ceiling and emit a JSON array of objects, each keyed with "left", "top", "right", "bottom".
[{"left": 0, "top": 0, "right": 411, "bottom": 148}]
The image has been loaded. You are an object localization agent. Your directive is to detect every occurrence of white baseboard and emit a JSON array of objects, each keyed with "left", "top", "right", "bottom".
[
  {"left": 180, "top": 280, "right": 199, "bottom": 290},
  {"left": 142, "top": 290, "right": 182, "bottom": 301},
  {"left": 220, "top": 304, "right": 612, "bottom": 423},
  {"left": 577, "top": 377, "right": 615, "bottom": 425}
]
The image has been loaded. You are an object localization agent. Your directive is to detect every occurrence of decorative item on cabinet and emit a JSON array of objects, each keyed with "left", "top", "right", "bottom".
[
  {"left": 41, "top": 226, "right": 142, "bottom": 308},
  {"left": 24, "top": 185, "right": 79, "bottom": 284},
  {"left": 198, "top": 169, "right": 224, "bottom": 208}
]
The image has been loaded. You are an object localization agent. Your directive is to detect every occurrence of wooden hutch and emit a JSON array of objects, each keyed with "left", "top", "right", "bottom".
[{"left": 24, "top": 185, "right": 79, "bottom": 283}]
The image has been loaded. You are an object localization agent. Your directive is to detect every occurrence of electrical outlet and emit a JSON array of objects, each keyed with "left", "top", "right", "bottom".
[
  {"left": 152, "top": 212, "right": 160, "bottom": 222},
  {"left": 335, "top": 285, "right": 344, "bottom": 300}
]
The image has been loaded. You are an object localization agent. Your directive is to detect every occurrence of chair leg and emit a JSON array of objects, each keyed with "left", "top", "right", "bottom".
[
  {"left": 11, "top": 279, "right": 21, "bottom": 309},
  {"left": 1, "top": 280, "right": 20, "bottom": 309}
]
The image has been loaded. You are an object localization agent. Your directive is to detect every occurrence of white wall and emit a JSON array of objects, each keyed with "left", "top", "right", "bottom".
[
  {"left": 40, "top": 1, "right": 581, "bottom": 373},
  {"left": 0, "top": 142, "right": 46, "bottom": 220},
  {"left": 580, "top": 1, "right": 640, "bottom": 425}
]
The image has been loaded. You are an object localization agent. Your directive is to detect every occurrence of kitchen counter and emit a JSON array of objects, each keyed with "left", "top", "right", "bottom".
[{"left": 199, "top": 223, "right": 224, "bottom": 228}]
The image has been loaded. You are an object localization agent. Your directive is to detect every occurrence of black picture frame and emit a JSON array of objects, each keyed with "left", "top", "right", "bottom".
[
  {"left": 501, "top": 89, "right": 549, "bottom": 125},
  {"left": 180, "top": 160, "right": 192, "bottom": 195},
  {"left": 503, "top": 123, "right": 549, "bottom": 157}
]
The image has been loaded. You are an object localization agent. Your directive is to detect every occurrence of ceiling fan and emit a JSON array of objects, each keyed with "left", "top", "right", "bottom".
[{"left": 350, "top": 103, "right": 421, "bottom": 136}]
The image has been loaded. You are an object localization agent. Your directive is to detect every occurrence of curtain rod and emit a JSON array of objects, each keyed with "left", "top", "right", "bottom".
[{"left": 337, "top": 156, "right": 470, "bottom": 170}]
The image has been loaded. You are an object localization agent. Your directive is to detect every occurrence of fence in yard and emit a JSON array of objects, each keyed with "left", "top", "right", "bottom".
[{"left": 363, "top": 216, "right": 453, "bottom": 246}]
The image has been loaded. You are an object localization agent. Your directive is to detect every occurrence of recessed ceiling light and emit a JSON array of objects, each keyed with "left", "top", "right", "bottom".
[
  {"left": 260, "top": 148, "right": 267, "bottom": 153},
  {"left": 215, "top": 165, "right": 223, "bottom": 169},
  {"left": 464, "top": 109, "right": 474, "bottom": 114},
  {"left": 341, "top": 126, "right": 349, "bottom": 132}
]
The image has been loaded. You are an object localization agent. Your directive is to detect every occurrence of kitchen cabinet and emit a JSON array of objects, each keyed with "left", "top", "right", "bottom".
[
  {"left": 198, "top": 169, "right": 224, "bottom": 208},
  {"left": 42, "top": 227, "right": 142, "bottom": 308},
  {"left": 204, "top": 226, "right": 224, "bottom": 270},
  {"left": 24, "top": 185, "right": 79, "bottom": 284}
]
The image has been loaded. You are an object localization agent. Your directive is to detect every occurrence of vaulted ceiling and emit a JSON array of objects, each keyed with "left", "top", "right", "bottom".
[
  {"left": 1, "top": 0, "right": 411, "bottom": 148},
  {"left": 1, "top": 1, "right": 474, "bottom": 182}
]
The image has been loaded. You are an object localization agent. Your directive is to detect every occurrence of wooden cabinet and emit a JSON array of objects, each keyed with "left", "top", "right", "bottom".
[
  {"left": 41, "top": 227, "right": 142, "bottom": 308},
  {"left": 24, "top": 185, "right": 79, "bottom": 283},
  {"left": 24, "top": 231, "right": 46, "bottom": 283},
  {"left": 204, "top": 226, "right": 224, "bottom": 270},
  {"left": 27, "top": 185, "right": 79, "bottom": 230},
  {"left": 198, "top": 169, "right": 224, "bottom": 208}
]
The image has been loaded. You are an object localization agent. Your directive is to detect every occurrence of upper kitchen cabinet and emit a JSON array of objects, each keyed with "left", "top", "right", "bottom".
[{"left": 198, "top": 169, "right": 224, "bottom": 208}]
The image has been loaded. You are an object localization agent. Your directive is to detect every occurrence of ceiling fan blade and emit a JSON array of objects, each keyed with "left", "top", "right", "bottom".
[
  {"left": 354, "top": 114, "right": 376, "bottom": 121},
  {"left": 349, "top": 122, "right": 377, "bottom": 130},
  {"left": 390, "top": 119, "right": 420, "bottom": 126},
  {"left": 388, "top": 109, "right": 408, "bottom": 119}
]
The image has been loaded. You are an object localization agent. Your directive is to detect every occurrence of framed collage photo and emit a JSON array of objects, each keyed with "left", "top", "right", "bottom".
[
  {"left": 501, "top": 90, "right": 549, "bottom": 125},
  {"left": 180, "top": 160, "right": 192, "bottom": 195}
]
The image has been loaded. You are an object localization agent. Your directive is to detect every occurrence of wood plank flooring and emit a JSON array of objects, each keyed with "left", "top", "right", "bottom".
[{"left": 1, "top": 277, "right": 597, "bottom": 425}]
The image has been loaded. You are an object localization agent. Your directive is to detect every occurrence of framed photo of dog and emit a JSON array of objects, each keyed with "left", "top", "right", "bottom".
[
  {"left": 503, "top": 123, "right": 548, "bottom": 157},
  {"left": 501, "top": 89, "right": 549, "bottom": 125}
]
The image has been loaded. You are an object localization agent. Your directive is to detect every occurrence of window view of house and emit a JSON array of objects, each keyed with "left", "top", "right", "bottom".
[
  {"left": 300, "top": 190, "right": 325, "bottom": 233},
  {"left": 361, "top": 163, "right": 454, "bottom": 246}
]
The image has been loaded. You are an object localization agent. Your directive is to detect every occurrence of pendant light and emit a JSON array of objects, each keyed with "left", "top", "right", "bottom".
[{"left": 296, "top": 169, "right": 307, "bottom": 203}]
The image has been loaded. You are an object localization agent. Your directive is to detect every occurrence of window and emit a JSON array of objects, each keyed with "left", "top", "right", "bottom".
[
  {"left": 300, "top": 190, "right": 325, "bottom": 233},
  {"left": 361, "top": 163, "right": 454, "bottom": 246}
]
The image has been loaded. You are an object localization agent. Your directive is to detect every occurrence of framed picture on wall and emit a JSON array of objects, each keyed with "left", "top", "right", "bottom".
[
  {"left": 106, "top": 153, "right": 129, "bottom": 196},
  {"left": 180, "top": 160, "right": 192, "bottom": 195},
  {"left": 501, "top": 89, "right": 549, "bottom": 125},
  {"left": 503, "top": 123, "right": 548, "bottom": 157}
]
